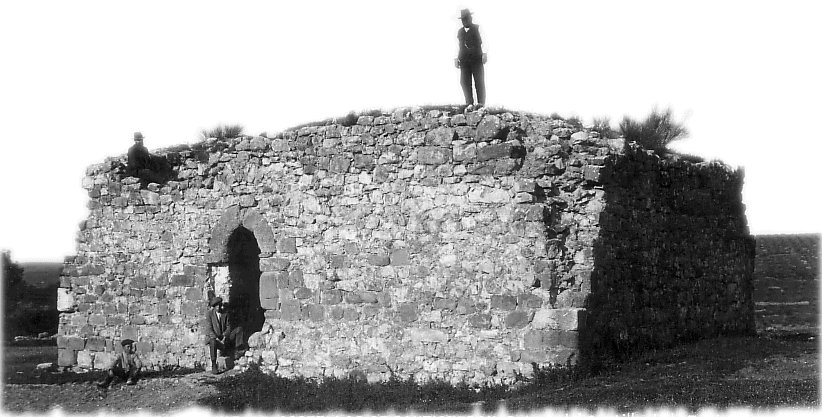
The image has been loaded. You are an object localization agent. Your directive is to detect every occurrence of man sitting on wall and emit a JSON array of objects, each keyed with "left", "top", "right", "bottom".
[
  {"left": 204, "top": 296, "right": 245, "bottom": 374},
  {"left": 126, "top": 131, "right": 169, "bottom": 184},
  {"left": 97, "top": 339, "right": 143, "bottom": 388}
]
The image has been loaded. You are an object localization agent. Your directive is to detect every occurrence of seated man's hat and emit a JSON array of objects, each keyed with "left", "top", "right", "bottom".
[
  {"left": 209, "top": 296, "right": 223, "bottom": 307},
  {"left": 121, "top": 339, "right": 135, "bottom": 346},
  {"left": 134, "top": 132, "right": 144, "bottom": 141},
  {"left": 459, "top": 9, "right": 472, "bottom": 19}
]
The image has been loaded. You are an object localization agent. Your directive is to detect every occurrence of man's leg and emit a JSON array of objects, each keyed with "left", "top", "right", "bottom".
[
  {"left": 126, "top": 366, "right": 140, "bottom": 385},
  {"left": 460, "top": 65, "right": 475, "bottom": 106},
  {"left": 209, "top": 338, "right": 221, "bottom": 374},
  {"left": 473, "top": 63, "right": 486, "bottom": 106},
  {"left": 98, "top": 368, "right": 127, "bottom": 388}
]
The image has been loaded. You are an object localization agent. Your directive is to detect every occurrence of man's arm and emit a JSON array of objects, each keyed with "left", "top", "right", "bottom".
[{"left": 133, "top": 353, "right": 143, "bottom": 369}]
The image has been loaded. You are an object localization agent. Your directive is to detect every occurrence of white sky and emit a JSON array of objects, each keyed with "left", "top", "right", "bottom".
[{"left": 1, "top": 0, "right": 820, "bottom": 262}]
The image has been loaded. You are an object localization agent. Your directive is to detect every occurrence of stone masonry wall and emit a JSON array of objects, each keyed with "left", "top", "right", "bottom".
[
  {"left": 584, "top": 147, "right": 756, "bottom": 360},
  {"left": 56, "top": 107, "right": 754, "bottom": 385}
]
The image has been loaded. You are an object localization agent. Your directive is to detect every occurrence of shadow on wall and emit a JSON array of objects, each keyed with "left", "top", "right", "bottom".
[{"left": 579, "top": 148, "right": 756, "bottom": 366}]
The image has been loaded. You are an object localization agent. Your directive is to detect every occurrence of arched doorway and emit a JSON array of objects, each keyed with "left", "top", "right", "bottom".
[{"left": 224, "top": 226, "right": 265, "bottom": 341}]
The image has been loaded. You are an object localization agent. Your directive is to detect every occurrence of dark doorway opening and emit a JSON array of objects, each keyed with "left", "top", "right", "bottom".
[{"left": 226, "top": 226, "right": 265, "bottom": 343}]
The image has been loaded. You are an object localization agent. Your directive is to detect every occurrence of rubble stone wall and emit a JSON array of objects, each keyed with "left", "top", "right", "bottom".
[
  {"left": 56, "top": 107, "right": 754, "bottom": 384},
  {"left": 582, "top": 147, "right": 756, "bottom": 361}
]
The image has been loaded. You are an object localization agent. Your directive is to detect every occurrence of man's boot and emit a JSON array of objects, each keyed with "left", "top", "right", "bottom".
[{"left": 211, "top": 362, "right": 222, "bottom": 375}]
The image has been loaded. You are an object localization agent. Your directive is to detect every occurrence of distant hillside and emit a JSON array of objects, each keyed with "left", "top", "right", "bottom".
[{"left": 20, "top": 262, "right": 62, "bottom": 288}]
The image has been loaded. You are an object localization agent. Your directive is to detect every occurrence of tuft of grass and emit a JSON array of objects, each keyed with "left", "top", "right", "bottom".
[
  {"left": 201, "top": 124, "right": 245, "bottom": 140},
  {"left": 619, "top": 108, "right": 688, "bottom": 153}
]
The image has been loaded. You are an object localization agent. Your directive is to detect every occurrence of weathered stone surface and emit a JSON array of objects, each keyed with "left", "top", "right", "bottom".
[
  {"left": 416, "top": 147, "right": 451, "bottom": 165},
  {"left": 532, "top": 308, "right": 586, "bottom": 331},
  {"left": 57, "top": 349, "right": 76, "bottom": 367},
  {"left": 404, "top": 328, "right": 448, "bottom": 343},
  {"left": 76, "top": 350, "right": 94, "bottom": 368},
  {"left": 58, "top": 111, "right": 753, "bottom": 386},
  {"left": 57, "top": 288, "right": 76, "bottom": 312}
]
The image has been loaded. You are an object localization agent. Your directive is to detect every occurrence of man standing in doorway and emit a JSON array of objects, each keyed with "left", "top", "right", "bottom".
[
  {"left": 204, "top": 296, "right": 245, "bottom": 374},
  {"left": 455, "top": 8, "right": 487, "bottom": 111}
]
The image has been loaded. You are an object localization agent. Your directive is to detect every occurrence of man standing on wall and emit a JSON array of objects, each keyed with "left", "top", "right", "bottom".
[
  {"left": 204, "top": 297, "right": 245, "bottom": 374},
  {"left": 455, "top": 8, "right": 487, "bottom": 111}
]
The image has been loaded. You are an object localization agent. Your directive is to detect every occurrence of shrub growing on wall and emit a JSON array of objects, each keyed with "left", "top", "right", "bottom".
[{"left": 619, "top": 108, "right": 688, "bottom": 153}]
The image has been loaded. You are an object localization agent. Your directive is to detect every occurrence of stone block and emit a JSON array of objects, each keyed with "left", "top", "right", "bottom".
[
  {"left": 77, "top": 350, "right": 94, "bottom": 369},
  {"left": 396, "top": 303, "right": 418, "bottom": 322},
  {"left": 343, "top": 307, "right": 360, "bottom": 321},
  {"left": 294, "top": 287, "right": 313, "bottom": 299},
  {"left": 216, "top": 356, "right": 235, "bottom": 372},
  {"left": 71, "top": 314, "right": 88, "bottom": 326},
  {"left": 322, "top": 290, "right": 343, "bottom": 305},
  {"left": 288, "top": 270, "right": 304, "bottom": 287},
  {"left": 260, "top": 258, "right": 290, "bottom": 272},
  {"left": 66, "top": 336, "right": 85, "bottom": 351},
  {"left": 519, "top": 350, "right": 548, "bottom": 363},
  {"left": 185, "top": 287, "right": 203, "bottom": 301},
  {"left": 121, "top": 326, "right": 138, "bottom": 341},
  {"left": 490, "top": 295, "right": 517, "bottom": 311},
  {"left": 57, "top": 288, "right": 76, "bottom": 312},
  {"left": 504, "top": 311, "right": 533, "bottom": 329},
  {"left": 277, "top": 237, "right": 297, "bottom": 254},
  {"left": 425, "top": 127, "right": 455, "bottom": 146},
  {"left": 416, "top": 147, "right": 451, "bottom": 165},
  {"left": 468, "top": 314, "right": 491, "bottom": 329},
  {"left": 181, "top": 301, "right": 204, "bottom": 317},
  {"left": 390, "top": 249, "right": 410, "bottom": 266},
  {"left": 517, "top": 294, "right": 543, "bottom": 309},
  {"left": 433, "top": 298, "right": 458, "bottom": 311},
  {"left": 170, "top": 274, "right": 194, "bottom": 286},
  {"left": 254, "top": 222, "right": 278, "bottom": 253},
  {"left": 57, "top": 348, "right": 76, "bottom": 367},
  {"left": 531, "top": 308, "right": 586, "bottom": 331},
  {"left": 523, "top": 330, "right": 544, "bottom": 350},
  {"left": 329, "top": 155, "right": 352, "bottom": 173},
  {"left": 368, "top": 254, "right": 390, "bottom": 266},
  {"left": 93, "top": 352, "right": 114, "bottom": 370},
  {"left": 261, "top": 295, "right": 279, "bottom": 310},
  {"left": 404, "top": 328, "right": 448, "bottom": 343},
  {"left": 86, "top": 336, "right": 106, "bottom": 352},
  {"left": 554, "top": 290, "right": 587, "bottom": 308},
  {"left": 280, "top": 299, "right": 301, "bottom": 321},
  {"left": 260, "top": 272, "right": 278, "bottom": 296},
  {"left": 306, "top": 304, "right": 325, "bottom": 322},
  {"left": 359, "top": 292, "right": 379, "bottom": 304},
  {"left": 543, "top": 330, "right": 578, "bottom": 349}
]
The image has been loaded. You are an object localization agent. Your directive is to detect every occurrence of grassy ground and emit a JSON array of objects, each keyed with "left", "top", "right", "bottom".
[{"left": 3, "top": 332, "right": 817, "bottom": 413}]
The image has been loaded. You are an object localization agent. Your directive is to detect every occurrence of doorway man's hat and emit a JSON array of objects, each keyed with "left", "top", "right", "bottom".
[
  {"left": 459, "top": 9, "right": 472, "bottom": 19},
  {"left": 133, "top": 132, "right": 144, "bottom": 141},
  {"left": 209, "top": 296, "right": 223, "bottom": 307},
  {"left": 121, "top": 339, "right": 135, "bottom": 346}
]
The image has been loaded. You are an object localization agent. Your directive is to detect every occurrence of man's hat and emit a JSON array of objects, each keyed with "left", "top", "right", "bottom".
[
  {"left": 209, "top": 296, "right": 223, "bottom": 307},
  {"left": 459, "top": 9, "right": 472, "bottom": 19},
  {"left": 121, "top": 339, "right": 135, "bottom": 346},
  {"left": 134, "top": 132, "right": 144, "bottom": 141}
]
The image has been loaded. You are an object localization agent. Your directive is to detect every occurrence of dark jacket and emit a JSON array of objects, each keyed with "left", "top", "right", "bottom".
[
  {"left": 127, "top": 143, "right": 153, "bottom": 175},
  {"left": 204, "top": 309, "right": 230, "bottom": 342},
  {"left": 457, "top": 24, "right": 483, "bottom": 65}
]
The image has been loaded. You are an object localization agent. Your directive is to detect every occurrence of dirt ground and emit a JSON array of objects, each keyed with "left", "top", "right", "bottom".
[{"left": 2, "top": 332, "right": 818, "bottom": 413}]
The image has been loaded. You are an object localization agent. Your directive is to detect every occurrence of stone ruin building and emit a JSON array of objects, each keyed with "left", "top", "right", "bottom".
[{"left": 56, "top": 107, "right": 755, "bottom": 385}]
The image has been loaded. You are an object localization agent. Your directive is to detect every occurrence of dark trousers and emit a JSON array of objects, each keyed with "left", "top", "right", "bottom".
[
  {"left": 209, "top": 327, "right": 244, "bottom": 365},
  {"left": 100, "top": 366, "right": 140, "bottom": 386},
  {"left": 460, "top": 61, "right": 485, "bottom": 106}
]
